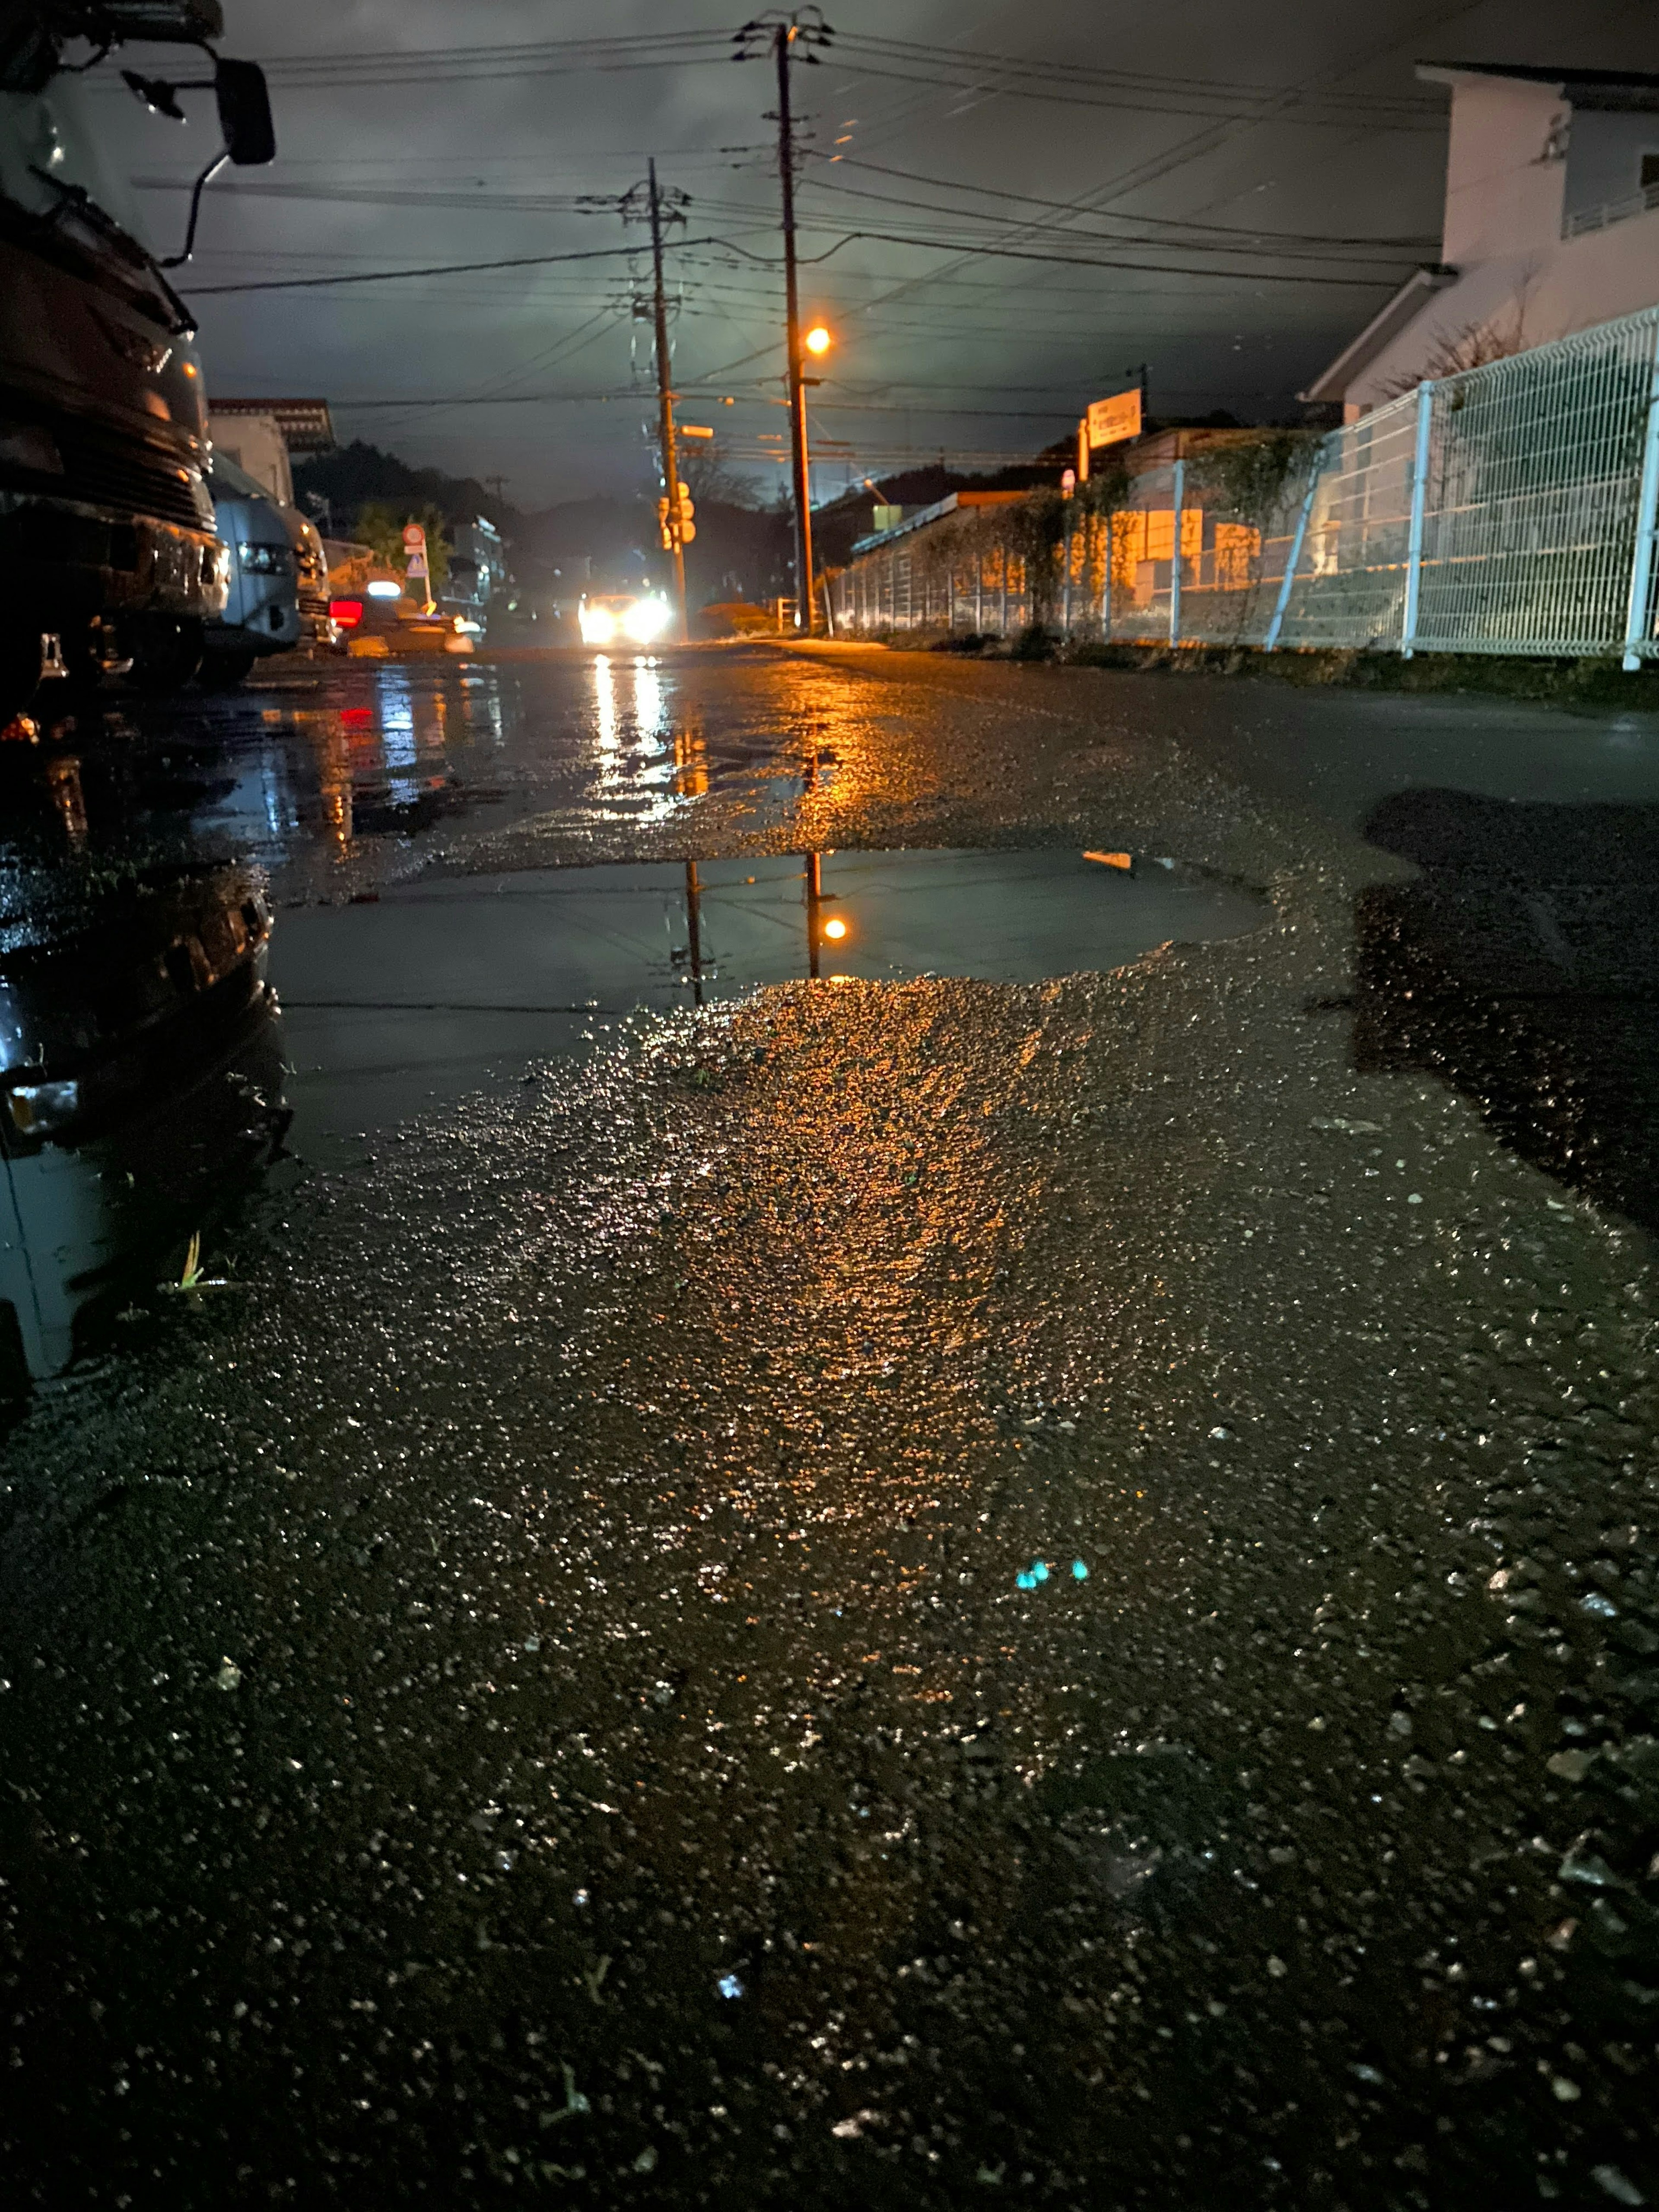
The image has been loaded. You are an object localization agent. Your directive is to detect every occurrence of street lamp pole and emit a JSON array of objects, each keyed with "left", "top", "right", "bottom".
[
  {"left": 773, "top": 25, "right": 814, "bottom": 633},
  {"left": 737, "top": 10, "right": 833, "bottom": 635}
]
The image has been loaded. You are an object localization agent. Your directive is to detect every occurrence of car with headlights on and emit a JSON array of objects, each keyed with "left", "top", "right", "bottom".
[{"left": 576, "top": 591, "right": 671, "bottom": 648}]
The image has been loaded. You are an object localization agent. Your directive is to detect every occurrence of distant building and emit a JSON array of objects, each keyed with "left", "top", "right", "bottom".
[
  {"left": 207, "top": 399, "right": 336, "bottom": 506},
  {"left": 440, "top": 518, "right": 507, "bottom": 627},
  {"left": 1303, "top": 64, "right": 1659, "bottom": 419},
  {"left": 849, "top": 488, "right": 1026, "bottom": 556}
]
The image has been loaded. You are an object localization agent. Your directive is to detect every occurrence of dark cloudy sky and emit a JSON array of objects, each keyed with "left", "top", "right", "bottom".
[{"left": 92, "top": 0, "right": 1658, "bottom": 508}]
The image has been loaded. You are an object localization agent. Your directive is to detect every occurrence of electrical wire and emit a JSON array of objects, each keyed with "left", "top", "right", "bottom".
[
  {"left": 807, "top": 154, "right": 1440, "bottom": 253},
  {"left": 832, "top": 33, "right": 1442, "bottom": 129},
  {"left": 179, "top": 240, "right": 728, "bottom": 296}
]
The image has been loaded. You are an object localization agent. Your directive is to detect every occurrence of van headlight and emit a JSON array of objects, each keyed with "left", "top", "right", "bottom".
[
  {"left": 580, "top": 606, "right": 616, "bottom": 645},
  {"left": 238, "top": 542, "right": 292, "bottom": 575}
]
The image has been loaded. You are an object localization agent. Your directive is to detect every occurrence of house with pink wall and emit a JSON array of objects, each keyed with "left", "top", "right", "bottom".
[{"left": 1304, "top": 64, "right": 1659, "bottom": 419}]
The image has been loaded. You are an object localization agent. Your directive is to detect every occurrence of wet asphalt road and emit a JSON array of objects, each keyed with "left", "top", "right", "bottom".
[{"left": 3, "top": 644, "right": 1659, "bottom": 2209}]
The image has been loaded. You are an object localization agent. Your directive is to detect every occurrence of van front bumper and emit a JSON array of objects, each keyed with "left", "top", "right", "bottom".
[{"left": 0, "top": 494, "right": 229, "bottom": 621}]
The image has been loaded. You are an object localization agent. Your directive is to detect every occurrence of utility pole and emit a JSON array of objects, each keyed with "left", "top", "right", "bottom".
[
  {"left": 774, "top": 29, "right": 812, "bottom": 632},
  {"left": 736, "top": 10, "right": 833, "bottom": 634},
  {"left": 647, "top": 159, "right": 688, "bottom": 644}
]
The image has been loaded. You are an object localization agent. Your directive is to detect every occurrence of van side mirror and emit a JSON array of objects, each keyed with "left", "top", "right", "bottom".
[{"left": 215, "top": 58, "right": 274, "bottom": 166}]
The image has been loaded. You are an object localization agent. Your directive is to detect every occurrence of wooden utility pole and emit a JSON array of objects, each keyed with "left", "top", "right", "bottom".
[
  {"left": 647, "top": 159, "right": 688, "bottom": 644},
  {"left": 736, "top": 12, "right": 833, "bottom": 632},
  {"left": 772, "top": 27, "right": 814, "bottom": 632}
]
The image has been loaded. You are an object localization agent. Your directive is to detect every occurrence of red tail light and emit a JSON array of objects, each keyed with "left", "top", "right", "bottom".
[{"left": 330, "top": 598, "right": 364, "bottom": 628}]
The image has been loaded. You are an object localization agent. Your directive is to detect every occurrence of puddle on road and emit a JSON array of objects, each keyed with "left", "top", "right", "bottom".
[{"left": 270, "top": 849, "right": 1266, "bottom": 1152}]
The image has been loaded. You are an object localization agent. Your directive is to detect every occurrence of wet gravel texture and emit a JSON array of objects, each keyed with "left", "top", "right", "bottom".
[{"left": 3, "top": 644, "right": 1659, "bottom": 2209}]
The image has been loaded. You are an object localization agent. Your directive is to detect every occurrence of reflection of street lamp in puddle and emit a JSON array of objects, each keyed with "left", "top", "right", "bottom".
[
  {"left": 592, "top": 655, "right": 618, "bottom": 751},
  {"left": 803, "top": 852, "right": 850, "bottom": 978},
  {"left": 633, "top": 657, "right": 666, "bottom": 741}
]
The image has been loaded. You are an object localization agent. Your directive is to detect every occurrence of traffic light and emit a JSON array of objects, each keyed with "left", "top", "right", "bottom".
[{"left": 658, "top": 484, "right": 696, "bottom": 547}]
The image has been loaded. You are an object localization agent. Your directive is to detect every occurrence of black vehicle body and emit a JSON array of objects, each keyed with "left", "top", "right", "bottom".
[
  {"left": 0, "top": 852, "right": 287, "bottom": 1376},
  {"left": 0, "top": 3, "right": 274, "bottom": 714}
]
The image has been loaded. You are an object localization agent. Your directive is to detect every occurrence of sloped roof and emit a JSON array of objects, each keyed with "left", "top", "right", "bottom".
[{"left": 1299, "top": 266, "right": 1458, "bottom": 404}]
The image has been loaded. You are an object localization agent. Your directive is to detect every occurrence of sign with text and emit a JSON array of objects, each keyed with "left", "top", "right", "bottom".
[{"left": 1087, "top": 387, "right": 1143, "bottom": 449}]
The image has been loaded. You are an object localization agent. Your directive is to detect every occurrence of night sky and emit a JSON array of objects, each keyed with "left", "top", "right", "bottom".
[{"left": 89, "top": 0, "right": 1659, "bottom": 507}]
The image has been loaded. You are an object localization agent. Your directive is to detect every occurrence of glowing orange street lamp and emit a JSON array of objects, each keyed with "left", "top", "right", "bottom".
[
  {"left": 822, "top": 914, "right": 848, "bottom": 940},
  {"left": 804, "top": 323, "right": 833, "bottom": 358}
]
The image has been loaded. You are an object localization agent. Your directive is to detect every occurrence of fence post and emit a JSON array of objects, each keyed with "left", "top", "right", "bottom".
[
  {"left": 975, "top": 553, "right": 983, "bottom": 632},
  {"left": 1000, "top": 543, "right": 1009, "bottom": 634},
  {"left": 1061, "top": 508, "right": 1073, "bottom": 639},
  {"left": 1264, "top": 455, "right": 1322, "bottom": 652},
  {"left": 1400, "top": 378, "right": 1433, "bottom": 659},
  {"left": 1102, "top": 511, "right": 1114, "bottom": 640},
  {"left": 1621, "top": 318, "right": 1659, "bottom": 671},
  {"left": 1168, "top": 458, "right": 1184, "bottom": 647}
]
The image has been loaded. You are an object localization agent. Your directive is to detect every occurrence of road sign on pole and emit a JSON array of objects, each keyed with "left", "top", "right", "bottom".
[
  {"left": 1086, "top": 388, "right": 1143, "bottom": 450},
  {"left": 403, "top": 523, "right": 433, "bottom": 611}
]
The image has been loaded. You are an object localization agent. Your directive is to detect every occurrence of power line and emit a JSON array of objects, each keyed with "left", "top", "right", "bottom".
[
  {"left": 104, "top": 29, "right": 738, "bottom": 89},
  {"left": 833, "top": 32, "right": 1442, "bottom": 127},
  {"left": 807, "top": 154, "right": 1440, "bottom": 252},
  {"left": 798, "top": 173, "right": 1426, "bottom": 268},
  {"left": 801, "top": 226, "right": 1404, "bottom": 288},
  {"left": 179, "top": 240, "right": 728, "bottom": 296}
]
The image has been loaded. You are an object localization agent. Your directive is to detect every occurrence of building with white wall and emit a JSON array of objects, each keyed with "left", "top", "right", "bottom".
[
  {"left": 1304, "top": 64, "right": 1659, "bottom": 419},
  {"left": 206, "top": 399, "right": 335, "bottom": 507}
]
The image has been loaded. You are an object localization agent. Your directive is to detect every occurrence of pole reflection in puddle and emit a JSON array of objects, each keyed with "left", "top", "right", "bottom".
[
  {"left": 803, "top": 849, "right": 822, "bottom": 979},
  {"left": 684, "top": 858, "right": 706, "bottom": 1007}
]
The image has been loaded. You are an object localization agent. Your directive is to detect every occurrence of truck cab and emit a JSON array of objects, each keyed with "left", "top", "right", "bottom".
[{"left": 0, "top": 3, "right": 274, "bottom": 718}]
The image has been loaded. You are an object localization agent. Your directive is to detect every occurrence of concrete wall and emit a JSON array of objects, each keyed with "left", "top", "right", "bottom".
[{"left": 1439, "top": 76, "right": 1565, "bottom": 263}]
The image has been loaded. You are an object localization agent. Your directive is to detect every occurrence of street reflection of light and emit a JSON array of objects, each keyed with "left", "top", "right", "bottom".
[
  {"left": 593, "top": 656, "right": 618, "bottom": 751},
  {"left": 417, "top": 688, "right": 449, "bottom": 756},
  {"left": 376, "top": 667, "right": 421, "bottom": 804},
  {"left": 674, "top": 721, "right": 709, "bottom": 798},
  {"left": 633, "top": 657, "right": 666, "bottom": 741}
]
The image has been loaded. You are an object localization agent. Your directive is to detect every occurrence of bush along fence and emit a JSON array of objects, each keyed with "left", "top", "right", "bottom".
[{"left": 828, "top": 303, "right": 1659, "bottom": 668}]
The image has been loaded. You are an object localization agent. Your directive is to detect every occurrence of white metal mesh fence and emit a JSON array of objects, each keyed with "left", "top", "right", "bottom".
[{"left": 830, "top": 304, "right": 1659, "bottom": 664}]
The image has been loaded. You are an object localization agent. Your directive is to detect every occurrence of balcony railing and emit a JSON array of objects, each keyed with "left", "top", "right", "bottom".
[{"left": 1563, "top": 178, "right": 1659, "bottom": 240}]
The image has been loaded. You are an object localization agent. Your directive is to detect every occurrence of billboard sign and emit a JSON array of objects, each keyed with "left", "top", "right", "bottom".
[{"left": 1087, "top": 387, "right": 1143, "bottom": 449}]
